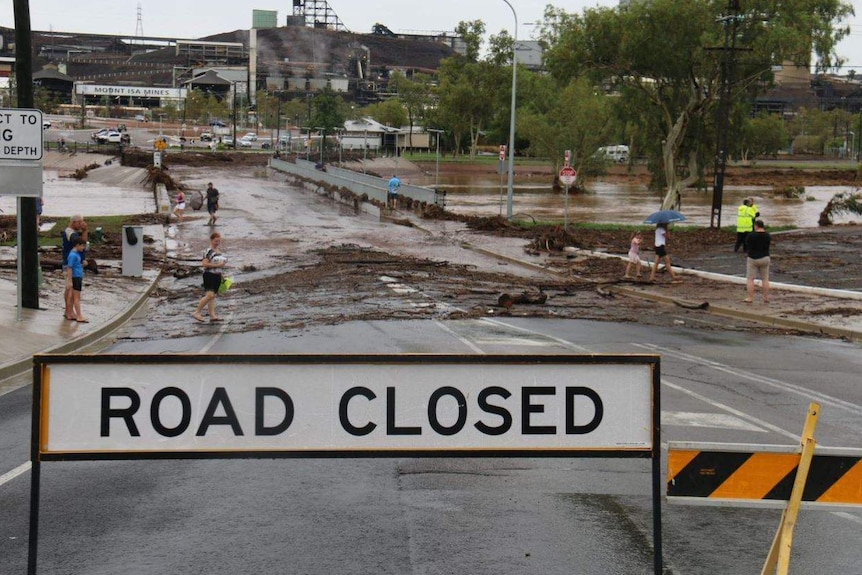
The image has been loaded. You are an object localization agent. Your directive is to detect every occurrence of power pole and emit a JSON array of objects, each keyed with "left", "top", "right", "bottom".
[
  {"left": 13, "top": 0, "right": 40, "bottom": 309},
  {"left": 710, "top": 0, "right": 742, "bottom": 229}
]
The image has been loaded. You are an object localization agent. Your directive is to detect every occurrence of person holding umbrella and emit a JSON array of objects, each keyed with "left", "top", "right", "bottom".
[
  {"left": 643, "top": 210, "right": 685, "bottom": 283},
  {"left": 648, "top": 223, "right": 680, "bottom": 283}
]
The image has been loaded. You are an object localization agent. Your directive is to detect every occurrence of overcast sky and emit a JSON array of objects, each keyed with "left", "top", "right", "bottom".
[{"left": 2, "top": 0, "right": 860, "bottom": 71}]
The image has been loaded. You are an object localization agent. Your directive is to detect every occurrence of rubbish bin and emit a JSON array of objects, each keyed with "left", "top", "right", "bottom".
[{"left": 122, "top": 225, "right": 143, "bottom": 277}]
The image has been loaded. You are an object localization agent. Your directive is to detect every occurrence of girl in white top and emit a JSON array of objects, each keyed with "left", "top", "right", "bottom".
[{"left": 625, "top": 231, "right": 643, "bottom": 279}]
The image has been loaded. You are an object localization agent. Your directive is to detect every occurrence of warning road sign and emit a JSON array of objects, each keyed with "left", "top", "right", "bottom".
[{"left": 559, "top": 165, "right": 577, "bottom": 187}]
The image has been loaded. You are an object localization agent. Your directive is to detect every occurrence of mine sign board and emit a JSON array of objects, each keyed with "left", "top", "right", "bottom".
[{"left": 33, "top": 354, "right": 659, "bottom": 459}]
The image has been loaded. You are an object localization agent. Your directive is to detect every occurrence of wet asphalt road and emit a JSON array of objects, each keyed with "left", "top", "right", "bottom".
[
  {"left": 3, "top": 318, "right": 862, "bottom": 574},
  {"left": 2, "top": 169, "right": 862, "bottom": 574}
]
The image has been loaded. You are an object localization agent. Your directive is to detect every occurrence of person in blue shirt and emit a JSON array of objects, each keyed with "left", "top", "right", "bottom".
[
  {"left": 387, "top": 175, "right": 402, "bottom": 210},
  {"left": 62, "top": 215, "right": 88, "bottom": 320},
  {"left": 65, "top": 237, "right": 88, "bottom": 323}
]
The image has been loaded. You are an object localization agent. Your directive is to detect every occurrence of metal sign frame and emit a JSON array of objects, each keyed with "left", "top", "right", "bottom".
[{"left": 28, "top": 353, "right": 663, "bottom": 574}]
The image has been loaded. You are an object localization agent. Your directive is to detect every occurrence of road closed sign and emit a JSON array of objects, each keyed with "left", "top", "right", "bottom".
[
  {"left": 0, "top": 108, "right": 44, "bottom": 161},
  {"left": 34, "top": 354, "right": 659, "bottom": 458}
]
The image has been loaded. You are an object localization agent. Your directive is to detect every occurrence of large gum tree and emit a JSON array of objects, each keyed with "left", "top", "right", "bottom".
[{"left": 540, "top": 0, "right": 854, "bottom": 210}]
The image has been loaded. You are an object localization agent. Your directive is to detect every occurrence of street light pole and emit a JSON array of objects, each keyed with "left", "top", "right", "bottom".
[
  {"left": 363, "top": 128, "right": 368, "bottom": 173},
  {"left": 427, "top": 128, "right": 444, "bottom": 188},
  {"left": 315, "top": 127, "right": 326, "bottom": 164},
  {"left": 501, "top": 0, "right": 518, "bottom": 221}
]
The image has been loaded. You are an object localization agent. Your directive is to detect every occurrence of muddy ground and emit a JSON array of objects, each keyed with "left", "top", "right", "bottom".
[{"left": 10, "top": 154, "right": 862, "bottom": 341}]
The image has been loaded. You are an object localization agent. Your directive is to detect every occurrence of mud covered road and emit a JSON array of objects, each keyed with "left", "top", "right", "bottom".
[{"left": 109, "top": 161, "right": 862, "bottom": 344}]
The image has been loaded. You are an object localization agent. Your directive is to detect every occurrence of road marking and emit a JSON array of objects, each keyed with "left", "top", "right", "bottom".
[
  {"left": 478, "top": 318, "right": 592, "bottom": 352},
  {"left": 660, "top": 379, "right": 800, "bottom": 441},
  {"left": 636, "top": 343, "right": 862, "bottom": 417},
  {"left": 473, "top": 337, "right": 557, "bottom": 347},
  {"left": 831, "top": 511, "right": 862, "bottom": 525},
  {"left": 663, "top": 411, "right": 765, "bottom": 432},
  {"left": 198, "top": 312, "right": 234, "bottom": 354},
  {"left": 0, "top": 462, "right": 31, "bottom": 487},
  {"left": 434, "top": 321, "right": 485, "bottom": 354}
]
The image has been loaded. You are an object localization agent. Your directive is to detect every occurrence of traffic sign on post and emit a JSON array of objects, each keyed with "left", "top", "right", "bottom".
[
  {"left": 499, "top": 144, "right": 506, "bottom": 161},
  {"left": 0, "top": 108, "right": 44, "bottom": 161},
  {"left": 559, "top": 165, "right": 578, "bottom": 187}
]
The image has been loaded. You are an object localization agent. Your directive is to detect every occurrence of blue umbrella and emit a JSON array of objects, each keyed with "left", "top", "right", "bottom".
[{"left": 643, "top": 210, "right": 687, "bottom": 225}]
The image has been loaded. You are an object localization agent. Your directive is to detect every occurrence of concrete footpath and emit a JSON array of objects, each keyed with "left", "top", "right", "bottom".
[
  {"left": 3, "top": 171, "right": 862, "bottom": 392},
  {"left": 0, "top": 154, "right": 163, "bottom": 393}
]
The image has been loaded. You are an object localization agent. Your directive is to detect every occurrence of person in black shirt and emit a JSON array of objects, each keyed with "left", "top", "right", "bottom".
[
  {"left": 205, "top": 182, "right": 220, "bottom": 226},
  {"left": 744, "top": 219, "right": 771, "bottom": 303}
]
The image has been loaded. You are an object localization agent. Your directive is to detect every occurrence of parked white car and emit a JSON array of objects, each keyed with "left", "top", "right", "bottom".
[
  {"left": 243, "top": 132, "right": 258, "bottom": 141},
  {"left": 238, "top": 138, "right": 253, "bottom": 148},
  {"left": 97, "top": 131, "right": 130, "bottom": 144},
  {"left": 596, "top": 145, "right": 629, "bottom": 164}
]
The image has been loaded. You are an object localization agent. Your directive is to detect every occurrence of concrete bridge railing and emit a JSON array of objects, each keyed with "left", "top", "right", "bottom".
[{"left": 270, "top": 157, "right": 444, "bottom": 208}]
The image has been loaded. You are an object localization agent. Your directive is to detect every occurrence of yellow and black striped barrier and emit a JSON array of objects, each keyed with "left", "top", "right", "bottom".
[{"left": 667, "top": 442, "right": 862, "bottom": 508}]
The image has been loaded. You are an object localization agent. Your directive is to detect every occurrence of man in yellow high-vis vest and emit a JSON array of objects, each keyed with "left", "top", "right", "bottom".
[{"left": 734, "top": 198, "right": 754, "bottom": 252}]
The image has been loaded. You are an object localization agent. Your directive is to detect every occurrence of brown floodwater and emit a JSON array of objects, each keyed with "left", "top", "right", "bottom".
[{"left": 428, "top": 175, "right": 861, "bottom": 229}]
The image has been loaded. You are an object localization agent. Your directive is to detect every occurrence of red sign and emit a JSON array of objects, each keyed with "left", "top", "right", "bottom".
[
  {"left": 559, "top": 165, "right": 577, "bottom": 186},
  {"left": 499, "top": 145, "right": 506, "bottom": 161}
]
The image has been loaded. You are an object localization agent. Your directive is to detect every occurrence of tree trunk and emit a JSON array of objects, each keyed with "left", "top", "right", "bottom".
[{"left": 659, "top": 89, "right": 706, "bottom": 210}]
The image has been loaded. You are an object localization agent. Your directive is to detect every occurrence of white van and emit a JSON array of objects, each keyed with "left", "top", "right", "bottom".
[{"left": 597, "top": 145, "right": 629, "bottom": 164}]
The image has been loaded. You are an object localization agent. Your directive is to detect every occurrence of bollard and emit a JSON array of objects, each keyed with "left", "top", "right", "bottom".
[{"left": 121, "top": 225, "right": 143, "bottom": 277}]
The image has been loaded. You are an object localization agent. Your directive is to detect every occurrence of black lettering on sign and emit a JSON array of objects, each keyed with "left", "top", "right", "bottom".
[
  {"left": 339, "top": 386, "right": 377, "bottom": 436},
  {"left": 151, "top": 387, "right": 191, "bottom": 437},
  {"left": 387, "top": 386, "right": 421, "bottom": 436},
  {"left": 255, "top": 387, "right": 294, "bottom": 436},
  {"left": 522, "top": 387, "right": 556, "bottom": 435},
  {"left": 474, "top": 386, "right": 512, "bottom": 436},
  {"left": 566, "top": 387, "right": 603, "bottom": 434},
  {"left": 427, "top": 386, "right": 467, "bottom": 436},
  {"left": 100, "top": 388, "right": 141, "bottom": 437},
  {"left": 196, "top": 387, "right": 243, "bottom": 436}
]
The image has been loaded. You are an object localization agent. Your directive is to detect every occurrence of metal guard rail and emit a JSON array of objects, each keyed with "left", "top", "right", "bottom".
[{"left": 270, "top": 157, "right": 444, "bottom": 207}]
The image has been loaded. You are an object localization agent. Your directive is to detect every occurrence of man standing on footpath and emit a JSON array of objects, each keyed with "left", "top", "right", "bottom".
[
  {"left": 744, "top": 219, "right": 771, "bottom": 304},
  {"left": 206, "top": 182, "right": 220, "bottom": 226}
]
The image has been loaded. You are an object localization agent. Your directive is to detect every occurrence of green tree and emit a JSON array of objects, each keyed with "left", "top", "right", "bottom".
[
  {"left": 487, "top": 30, "right": 515, "bottom": 67},
  {"left": 390, "top": 72, "right": 433, "bottom": 147},
  {"left": 518, "top": 76, "right": 613, "bottom": 180},
  {"left": 436, "top": 58, "right": 507, "bottom": 159},
  {"left": 454, "top": 20, "right": 486, "bottom": 62},
  {"left": 540, "top": 0, "right": 853, "bottom": 209},
  {"left": 308, "top": 89, "right": 346, "bottom": 156},
  {"left": 309, "top": 89, "right": 345, "bottom": 132},
  {"left": 738, "top": 112, "right": 790, "bottom": 160},
  {"left": 364, "top": 99, "right": 407, "bottom": 128},
  {"left": 788, "top": 107, "right": 853, "bottom": 154}
]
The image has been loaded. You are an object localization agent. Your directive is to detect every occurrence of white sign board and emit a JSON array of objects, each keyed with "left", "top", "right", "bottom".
[
  {"left": 0, "top": 108, "right": 43, "bottom": 161},
  {"left": 0, "top": 160, "right": 43, "bottom": 196},
  {"left": 38, "top": 357, "right": 656, "bottom": 456},
  {"left": 75, "top": 84, "right": 188, "bottom": 99}
]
